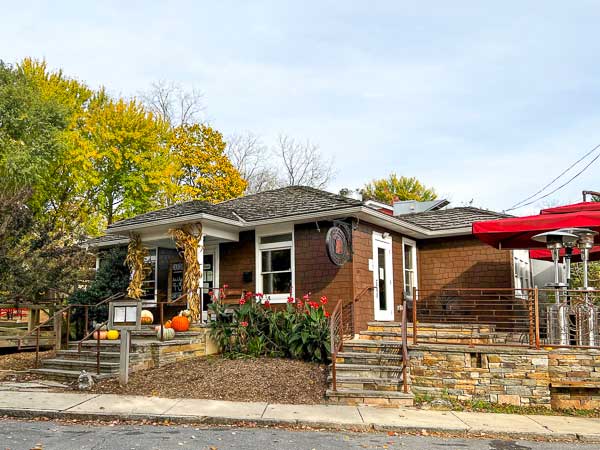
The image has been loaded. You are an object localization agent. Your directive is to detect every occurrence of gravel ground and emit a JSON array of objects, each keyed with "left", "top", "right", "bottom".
[{"left": 91, "top": 356, "right": 329, "bottom": 404}]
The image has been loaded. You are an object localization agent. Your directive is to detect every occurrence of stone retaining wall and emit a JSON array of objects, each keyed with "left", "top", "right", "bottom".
[
  {"left": 130, "top": 329, "right": 211, "bottom": 371},
  {"left": 408, "top": 344, "right": 600, "bottom": 409}
]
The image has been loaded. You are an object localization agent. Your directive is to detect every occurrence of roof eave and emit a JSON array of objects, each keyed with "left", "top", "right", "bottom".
[{"left": 106, "top": 213, "right": 243, "bottom": 234}]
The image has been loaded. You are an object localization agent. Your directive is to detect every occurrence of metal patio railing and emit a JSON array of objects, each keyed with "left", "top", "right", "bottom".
[{"left": 410, "top": 287, "right": 600, "bottom": 349}]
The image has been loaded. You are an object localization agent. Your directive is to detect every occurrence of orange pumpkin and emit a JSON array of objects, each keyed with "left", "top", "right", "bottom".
[
  {"left": 171, "top": 315, "right": 189, "bottom": 332},
  {"left": 164, "top": 320, "right": 172, "bottom": 329},
  {"left": 92, "top": 330, "right": 108, "bottom": 340}
]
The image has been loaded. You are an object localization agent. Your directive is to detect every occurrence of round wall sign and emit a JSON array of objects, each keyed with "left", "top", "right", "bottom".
[{"left": 326, "top": 226, "right": 351, "bottom": 266}]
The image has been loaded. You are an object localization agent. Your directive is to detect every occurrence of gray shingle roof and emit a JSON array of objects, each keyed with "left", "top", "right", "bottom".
[
  {"left": 108, "top": 186, "right": 362, "bottom": 229},
  {"left": 85, "top": 234, "right": 129, "bottom": 247},
  {"left": 398, "top": 207, "right": 510, "bottom": 231},
  {"left": 108, "top": 200, "right": 240, "bottom": 229},
  {"left": 216, "top": 186, "right": 362, "bottom": 221}
]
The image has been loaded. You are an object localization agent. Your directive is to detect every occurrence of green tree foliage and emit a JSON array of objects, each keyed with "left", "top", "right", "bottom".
[
  {"left": 0, "top": 62, "right": 90, "bottom": 301},
  {"left": 362, "top": 173, "right": 437, "bottom": 204},
  {"left": 0, "top": 58, "right": 246, "bottom": 302},
  {"left": 68, "top": 247, "right": 130, "bottom": 334}
]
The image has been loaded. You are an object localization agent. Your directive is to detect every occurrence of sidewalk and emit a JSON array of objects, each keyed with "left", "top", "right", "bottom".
[{"left": 0, "top": 389, "right": 599, "bottom": 442}]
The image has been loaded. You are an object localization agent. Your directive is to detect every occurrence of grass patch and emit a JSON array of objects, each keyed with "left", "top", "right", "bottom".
[{"left": 414, "top": 394, "right": 600, "bottom": 418}]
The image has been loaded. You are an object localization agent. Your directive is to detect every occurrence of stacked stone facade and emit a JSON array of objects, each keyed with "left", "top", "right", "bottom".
[{"left": 408, "top": 344, "right": 600, "bottom": 409}]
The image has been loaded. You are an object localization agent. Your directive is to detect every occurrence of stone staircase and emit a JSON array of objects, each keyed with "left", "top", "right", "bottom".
[
  {"left": 326, "top": 322, "right": 414, "bottom": 407},
  {"left": 29, "top": 327, "right": 209, "bottom": 381}
]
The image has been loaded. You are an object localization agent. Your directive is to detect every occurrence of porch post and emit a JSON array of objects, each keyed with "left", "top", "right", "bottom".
[{"left": 197, "top": 233, "right": 205, "bottom": 322}]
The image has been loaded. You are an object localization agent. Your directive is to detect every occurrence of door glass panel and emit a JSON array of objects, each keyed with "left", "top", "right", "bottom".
[{"left": 378, "top": 247, "right": 386, "bottom": 310}]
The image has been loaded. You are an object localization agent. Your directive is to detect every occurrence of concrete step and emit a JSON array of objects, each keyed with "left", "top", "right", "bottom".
[
  {"left": 131, "top": 330, "right": 205, "bottom": 340},
  {"left": 359, "top": 330, "right": 494, "bottom": 343},
  {"left": 332, "top": 363, "right": 404, "bottom": 379},
  {"left": 68, "top": 338, "right": 197, "bottom": 351},
  {"left": 367, "top": 321, "right": 492, "bottom": 331},
  {"left": 326, "top": 388, "right": 413, "bottom": 407},
  {"left": 328, "top": 375, "right": 407, "bottom": 392},
  {"left": 343, "top": 339, "right": 404, "bottom": 352},
  {"left": 29, "top": 368, "right": 115, "bottom": 381},
  {"left": 335, "top": 351, "right": 405, "bottom": 365},
  {"left": 56, "top": 350, "right": 141, "bottom": 361},
  {"left": 40, "top": 358, "right": 120, "bottom": 373}
]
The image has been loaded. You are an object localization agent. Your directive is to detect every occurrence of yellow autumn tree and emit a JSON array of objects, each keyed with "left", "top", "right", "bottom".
[
  {"left": 78, "top": 96, "right": 172, "bottom": 225},
  {"left": 167, "top": 123, "right": 247, "bottom": 203}
]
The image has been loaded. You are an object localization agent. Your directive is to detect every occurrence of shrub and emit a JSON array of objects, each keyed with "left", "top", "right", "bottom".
[{"left": 209, "top": 292, "right": 331, "bottom": 363}]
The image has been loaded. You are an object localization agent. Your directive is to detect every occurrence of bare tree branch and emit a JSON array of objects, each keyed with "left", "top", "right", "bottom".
[
  {"left": 226, "top": 133, "right": 280, "bottom": 194},
  {"left": 274, "top": 134, "right": 333, "bottom": 189},
  {"left": 141, "top": 80, "right": 205, "bottom": 126}
]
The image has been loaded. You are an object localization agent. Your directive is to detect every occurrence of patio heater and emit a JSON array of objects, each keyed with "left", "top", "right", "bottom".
[
  {"left": 532, "top": 230, "right": 578, "bottom": 345},
  {"left": 571, "top": 228, "right": 598, "bottom": 346}
]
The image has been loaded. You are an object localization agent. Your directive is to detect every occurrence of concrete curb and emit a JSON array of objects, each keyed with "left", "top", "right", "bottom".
[{"left": 0, "top": 407, "right": 598, "bottom": 443}]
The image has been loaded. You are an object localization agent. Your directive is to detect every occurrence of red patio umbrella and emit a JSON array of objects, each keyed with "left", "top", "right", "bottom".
[
  {"left": 540, "top": 202, "right": 600, "bottom": 215},
  {"left": 472, "top": 210, "right": 600, "bottom": 250}
]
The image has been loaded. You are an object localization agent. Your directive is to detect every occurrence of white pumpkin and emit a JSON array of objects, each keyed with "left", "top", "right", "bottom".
[
  {"left": 157, "top": 327, "right": 175, "bottom": 340},
  {"left": 141, "top": 310, "right": 154, "bottom": 325}
]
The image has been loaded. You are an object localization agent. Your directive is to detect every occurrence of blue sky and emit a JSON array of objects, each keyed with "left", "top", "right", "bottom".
[{"left": 3, "top": 1, "right": 600, "bottom": 214}]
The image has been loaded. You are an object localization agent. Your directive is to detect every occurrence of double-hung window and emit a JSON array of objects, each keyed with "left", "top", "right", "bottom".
[
  {"left": 402, "top": 238, "right": 418, "bottom": 301},
  {"left": 256, "top": 227, "right": 294, "bottom": 302}
]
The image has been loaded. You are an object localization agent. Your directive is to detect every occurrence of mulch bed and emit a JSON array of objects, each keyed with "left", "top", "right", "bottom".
[
  {"left": 91, "top": 356, "right": 329, "bottom": 404},
  {"left": 0, "top": 350, "right": 54, "bottom": 372}
]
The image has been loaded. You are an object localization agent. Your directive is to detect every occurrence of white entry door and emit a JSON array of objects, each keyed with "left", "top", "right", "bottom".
[{"left": 373, "top": 233, "right": 395, "bottom": 321}]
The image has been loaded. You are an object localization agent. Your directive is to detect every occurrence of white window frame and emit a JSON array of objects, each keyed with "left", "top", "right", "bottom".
[
  {"left": 402, "top": 237, "right": 418, "bottom": 300},
  {"left": 255, "top": 224, "right": 295, "bottom": 303}
]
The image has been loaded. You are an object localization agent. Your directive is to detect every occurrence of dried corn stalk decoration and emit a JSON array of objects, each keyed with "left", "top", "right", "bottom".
[
  {"left": 169, "top": 223, "right": 203, "bottom": 322},
  {"left": 125, "top": 233, "right": 147, "bottom": 299}
]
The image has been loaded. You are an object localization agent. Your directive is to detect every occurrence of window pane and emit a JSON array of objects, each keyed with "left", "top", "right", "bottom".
[
  {"left": 262, "top": 272, "right": 292, "bottom": 295},
  {"left": 404, "top": 270, "right": 413, "bottom": 295},
  {"left": 260, "top": 233, "right": 293, "bottom": 245},
  {"left": 262, "top": 249, "right": 291, "bottom": 272},
  {"left": 404, "top": 244, "right": 413, "bottom": 270}
]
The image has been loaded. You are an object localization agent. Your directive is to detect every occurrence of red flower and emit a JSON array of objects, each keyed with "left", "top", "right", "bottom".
[
  {"left": 239, "top": 297, "right": 246, "bottom": 305},
  {"left": 302, "top": 293, "right": 310, "bottom": 300},
  {"left": 256, "top": 292, "right": 264, "bottom": 298},
  {"left": 240, "top": 321, "right": 248, "bottom": 327},
  {"left": 297, "top": 300, "right": 304, "bottom": 308},
  {"left": 325, "top": 311, "right": 331, "bottom": 318},
  {"left": 264, "top": 300, "right": 271, "bottom": 307},
  {"left": 287, "top": 296, "right": 295, "bottom": 303},
  {"left": 223, "top": 284, "right": 229, "bottom": 289},
  {"left": 308, "top": 301, "right": 319, "bottom": 309},
  {"left": 245, "top": 291, "right": 253, "bottom": 298},
  {"left": 320, "top": 295, "right": 328, "bottom": 305}
]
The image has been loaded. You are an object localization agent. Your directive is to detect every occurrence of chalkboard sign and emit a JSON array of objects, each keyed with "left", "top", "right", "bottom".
[{"left": 169, "top": 262, "right": 184, "bottom": 300}]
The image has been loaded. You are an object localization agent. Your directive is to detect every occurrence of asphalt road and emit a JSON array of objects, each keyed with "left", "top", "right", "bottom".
[{"left": 0, "top": 420, "right": 597, "bottom": 450}]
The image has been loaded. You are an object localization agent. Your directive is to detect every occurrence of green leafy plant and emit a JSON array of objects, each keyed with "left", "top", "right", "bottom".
[{"left": 209, "top": 291, "right": 331, "bottom": 363}]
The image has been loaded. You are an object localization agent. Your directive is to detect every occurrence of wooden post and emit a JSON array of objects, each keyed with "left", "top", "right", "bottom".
[
  {"left": 53, "top": 309, "right": 62, "bottom": 351},
  {"left": 96, "top": 326, "right": 101, "bottom": 375},
  {"left": 119, "top": 329, "right": 131, "bottom": 385},
  {"left": 35, "top": 325, "right": 40, "bottom": 368},
  {"left": 160, "top": 303, "right": 164, "bottom": 341},
  {"left": 65, "top": 307, "right": 71, "bottom": 347},
  {"left": 412, "top": 287, "right": 418, "bottom": 345},
  {"left": 84, "top": 305, "right": 89, "bottom": 337}
]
